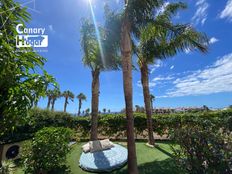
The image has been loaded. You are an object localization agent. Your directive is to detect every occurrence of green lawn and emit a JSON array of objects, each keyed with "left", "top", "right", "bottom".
[{"left": 14, "top": 141, "right": 184, "bottom": 174}]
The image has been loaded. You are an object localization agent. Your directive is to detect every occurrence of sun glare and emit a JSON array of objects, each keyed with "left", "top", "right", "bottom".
[{"left": 87, "top": 0, "right": 106, "bottom": 67}]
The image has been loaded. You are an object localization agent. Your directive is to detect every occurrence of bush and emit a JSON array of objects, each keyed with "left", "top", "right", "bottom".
[
  {"left": 1, "top": 108, "right": 231, "bottom": 143},
  {"left": 21, "top": 127, "right": 73, "bottom": 174},
  {"left": 171, "top": 122, "right": 232, "bottom": 174},
  {"left": 0, "top": 160, "right": 13, "bottom": 174}
]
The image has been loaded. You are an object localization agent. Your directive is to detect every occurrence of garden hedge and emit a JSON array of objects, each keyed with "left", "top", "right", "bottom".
[{"left": 1, "top": 108, "right": 231, "bottom": 143}]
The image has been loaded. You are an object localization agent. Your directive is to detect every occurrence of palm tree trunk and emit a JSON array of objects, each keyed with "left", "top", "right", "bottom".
[
  {"left": 90, "top": 70, "right": 100, "bottom": 141},
  {"left": 121, "top": 10, "right": 139, "bottom": 174},
  {"left": 0, "top": 145, "right": 3, "bottom": 167},
  {"left": 78, "top": 99, "right": 82, "bottom": 116},
  {"left": 47, "top": 97, "right": 51, "bottom": 109},
  {"left": 64, "top": 97, "right": 68, "bottom": 112},
  {"left": 140, "top": 63, "right": 155, "bottom": 146},
  {"left": 51, "top": 98, "right": 55, "bottom": 111},
  {"left": 0, "top": 107, "right": 3, "bottom": 167}
]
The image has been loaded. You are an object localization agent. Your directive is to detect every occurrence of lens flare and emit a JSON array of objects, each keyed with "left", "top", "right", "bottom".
[{"left": 88, "top": 0, "right": 105, "bottom": 68}]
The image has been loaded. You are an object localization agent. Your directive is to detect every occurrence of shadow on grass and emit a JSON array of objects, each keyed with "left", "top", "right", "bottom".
[
  {"left": 48, "top": 165, "right": 70, "bottom": 174},
  {"left": 156, "top": 146, "right": 174, "bottom": 158},
  {"left": 112, "top": 158, "right": 185, "bottom": 174}
]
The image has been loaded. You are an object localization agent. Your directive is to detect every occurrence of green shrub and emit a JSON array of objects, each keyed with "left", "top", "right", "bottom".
[
  {"left": 21, "top": 127, "right": 73, "bottom": 174},
  {"left": 171, "top": 123, "right": 232, "bottom": 174},
  {"left": 0, "top": 160, "right": 13, "bottom": 174},
  {"left": 27, "top": 108, "right": 74, "bottom": 130},
  {"left": 1, "top": 108, "right": 231, "bottom": 143}
]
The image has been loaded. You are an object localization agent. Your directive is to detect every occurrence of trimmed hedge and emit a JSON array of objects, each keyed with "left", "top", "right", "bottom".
[{"left": 1, "top": 108, "right": 232, "bottom": 143}]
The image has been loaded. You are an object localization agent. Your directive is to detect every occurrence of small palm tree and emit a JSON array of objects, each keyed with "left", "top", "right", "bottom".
[
  {"left": 51, "top": 89, "right": 61, "bottom": 111},
  {"left": 103, "top": 108, "right": 106, "bottom": 114},
  {"left": 62, "top": 90, "right": 74, "bottom": 112},
  {"left": 150, "top": 94, "right": 155, "bottom": 112},
  {"left": 135, "top": 105, "right": 140, "bottom": 112},
  {"left": 77, "top": 93, "right": 87, "bottom": 116},
  {"left": 85, "top": 108, "right": 90, "bottom": 116},
  {"left": 46, "top": 89, "right": 53, "bottom": 109}
]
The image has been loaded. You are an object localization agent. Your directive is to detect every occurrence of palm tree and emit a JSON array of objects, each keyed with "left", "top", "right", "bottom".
[
  {"left": 46, "top": 89, "right": 53, "bottom": 109},
  {"left": 80, "top": 19, "right": 120, "bottom": 140},
  {"left": 103, "top": 108, "right": 106, "bottom": 114},
  {"left": 62, "top": 90, "right": 74, "bottom": 112},
  {"left": 77, "top": 93, "right": 87, "bottom": 116},
  {"left": 108, "top": 109, "right": 110, "bottom": 113},
  {"left": 150, "top": 94, "right": 155, "bottom": 112},
  {"left": 105, "top": 1, "right": 166, "bottom": 172},
  {"left": 105, "top": 1, "right": 208, "bottom": 171},
  {"left": 135, "top": 105, "right": 140, "bottom": 112},
  {"left": 51, "top": 89, "right": 61, "bottom": 111},
  {"left": 135, "top": 2, "right": 208, "bottom": 146},
  {"left": 85, "top": 108, "right": 90, "bottom": 116}
]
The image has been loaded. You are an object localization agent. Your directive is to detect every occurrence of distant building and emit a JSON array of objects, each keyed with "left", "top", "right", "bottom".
[
  {"left": 153, "top": 108, "right": 175, "bottom": 114},
  {"left": 153, "top": 106, "right": 210, "bottom": 114}
]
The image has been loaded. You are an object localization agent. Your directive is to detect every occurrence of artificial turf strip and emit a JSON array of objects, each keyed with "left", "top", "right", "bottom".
[{"left": 14, "top": 141, "right": 184, "bottom": 174}]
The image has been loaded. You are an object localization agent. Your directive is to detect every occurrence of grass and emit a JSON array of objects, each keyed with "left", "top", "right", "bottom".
[{"left": 14, "top": 141, "right": 184, "bottom": 174}]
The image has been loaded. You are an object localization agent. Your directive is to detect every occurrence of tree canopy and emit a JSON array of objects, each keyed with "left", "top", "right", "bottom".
[
  {"left": 80, "top": 19, "right": 121, "bottom": 72},
  {"left": 0, "top": 0, "right": 56, "bottom": 135}
]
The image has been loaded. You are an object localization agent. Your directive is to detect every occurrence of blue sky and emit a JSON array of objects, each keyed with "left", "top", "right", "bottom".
[{"left": 17, "top": 0, "right": 232, "bottom": 113}]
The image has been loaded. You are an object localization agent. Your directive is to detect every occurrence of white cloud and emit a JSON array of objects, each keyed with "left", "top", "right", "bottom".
[
  {"left": 48, "top": 25, "right": 55, "bottom": 33},
  {"left": 150, "top": 60, "right": 163, "bottom": 73},
  {"left": 137, "top": 75, "right": 174, "bottom": 90},
  {"left": 159, "top": 53, "right": 232, "bottom": 98},
  {"left": 219, "top": 0, "right": 232, "bottom": 22},
  {"left": 209, "top": 37, "right": 219, "bottom": 44},
  {"left": 192, "top": 0, "right": 209, "bottom": 25},
  {"left": 184, "top": 48, "right": 191, "bottom": 54},
  {"left": 137, "top": 80, "right": 156, "bottom": 88},
  {"left": 155, "top": 2, "right": 170, "bottom": 16},
  {"left": 170, "top": 65, "right": 174, "bottom": 70},
  {"left": 152, "top": 76, "right": 174, "bottom": 82}
]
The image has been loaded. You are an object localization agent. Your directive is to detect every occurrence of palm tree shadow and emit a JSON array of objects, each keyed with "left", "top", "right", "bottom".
[
  {"left": 93, "top": 150, "right": 110, "bottom": 172},
  {"left": 155, "top": 146, "right": 174, "bottom": 158}
]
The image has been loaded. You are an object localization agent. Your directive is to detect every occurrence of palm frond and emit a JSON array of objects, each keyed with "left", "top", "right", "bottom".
[
  {"left": 81, "top": 17, "right": 121, "bottom": 71},
  {"left": 156, "top": 2, "right": 187, "bottom": 22}
]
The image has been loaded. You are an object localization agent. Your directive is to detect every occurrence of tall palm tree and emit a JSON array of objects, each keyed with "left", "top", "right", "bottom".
[
  {"left": 77, "top": 93, "right": 87, "bottom": 116},
  {"left": 150, "top": 94, "right": 155, "bottom": 112},
  {"left": 62, "top": 90, "right": 74, "bottom": 112},
  {"left": 105, "top": 1, "right": 166, "bottom": 172},
  {"left": 46, "top": 89, "right": 53, "bottom": 109},
  {"left": 51, "top": 89, "right": 61, "bottom": 111},
  {"left": 80, "top": 19, "right": 120, "bottom": 140},
  {"left": 135, "top": 2, "right": 208, "bottom": 146},
  {"left": 105, "top": 1, "right": 208, "bottom": 171}
]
